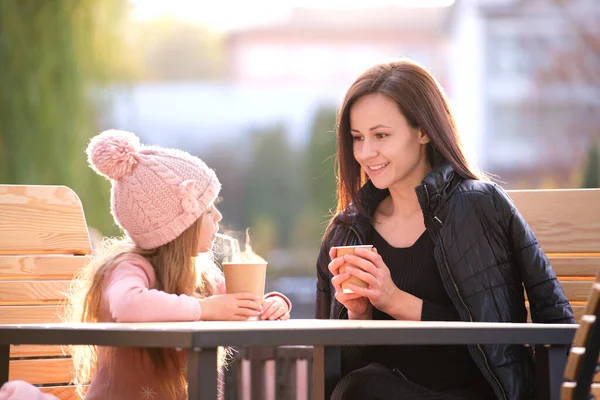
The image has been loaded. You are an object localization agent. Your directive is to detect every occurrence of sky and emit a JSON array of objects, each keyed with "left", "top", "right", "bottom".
[{"left": 129, "top": 0, "right": 456, "bottom": 30}]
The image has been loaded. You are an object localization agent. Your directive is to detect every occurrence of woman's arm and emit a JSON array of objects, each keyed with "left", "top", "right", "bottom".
[
  {"left": 421, "top": 301, "right": 461, "bottom": 321},
  {"left": 492, "top": 185, "right": 575, "bottom": 324}
]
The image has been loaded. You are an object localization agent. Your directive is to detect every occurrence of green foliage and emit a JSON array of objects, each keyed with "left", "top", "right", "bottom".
[
  {"left": 0, "top": 0, "right": 128, "bottom": 235},
  {"left": 304, "top": 105, "right": 338, "bottom": 236},
  {"left": 204, "top": 106, "right": 338, "bottom": 256},
  {"left": 581, "top": 142, "right": 599, "bottom": 188},
  {"left": 248, "top": 215, "right": 277, "bottom": 259},
  {"left": 242, "top": 124, "right": 304, "bottom": 250}
]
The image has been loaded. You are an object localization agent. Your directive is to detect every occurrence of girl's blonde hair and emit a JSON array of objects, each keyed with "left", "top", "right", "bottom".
[{"left": 65, "top": 216, "right": 223, "bottom": 398}]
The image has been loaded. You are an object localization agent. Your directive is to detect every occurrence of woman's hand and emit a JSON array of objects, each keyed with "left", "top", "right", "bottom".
[
  {"left": 344, "top": 247, "right": 422, "bottom": 320},
  {"left": 199, "top": 293, "right": 263, "bottom": 321},
  {"left": 328, "top": 247, "right": 371, "bottom": 319},
  {"left": 260, "top": 296, "right": 290, "bottom": 320}
]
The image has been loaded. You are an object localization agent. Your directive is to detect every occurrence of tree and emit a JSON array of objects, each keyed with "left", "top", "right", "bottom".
[
  {"left": 529, "top": 0, "right": 599, "bottom": 172},
  {"left": 198, "top": 143, "right": 248, "bottom": 232},
  {"left": 535, "top": 0, "right": 599, "bottom": 95},
  {"left": 242, "top": 125, "right": 304, "bottom": 250},
  {"left": 293, "top": 105, "right": 338, "bottom": 248},
  {"left": 581, "top": 143, "right": 599, "bottom": 188},
  {"left": 306, "top": 106, "right": 338, "bottom": 222},
  {"left": 0, "top": 1, "right": 129, "bottom": 235}
]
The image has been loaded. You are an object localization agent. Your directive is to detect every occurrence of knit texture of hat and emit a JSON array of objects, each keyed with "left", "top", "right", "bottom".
[{"left": 86, "top": 129, "right": 221, "bottom": 249}]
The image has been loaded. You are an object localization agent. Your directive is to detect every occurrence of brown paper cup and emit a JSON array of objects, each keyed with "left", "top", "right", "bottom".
[
  {"left": 332, "top": 245, "right": 374, "bottom": 294},
  {"left": 223, "top": 261, "right": 267, "bottom": 297},
  {"left": 223, "top": 262, "right": 267, "bottom": 320}
]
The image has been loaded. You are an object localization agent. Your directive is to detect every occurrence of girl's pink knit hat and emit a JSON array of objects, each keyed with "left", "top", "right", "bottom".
[{"left": 86, "top": 129, "right": 221, "bottom": 249}]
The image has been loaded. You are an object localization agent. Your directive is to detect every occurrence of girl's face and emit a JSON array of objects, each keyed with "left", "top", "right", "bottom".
[
  {"left": 349, "top": 93, "right": 431, "bottom": 191},
  {"left": 197, "top": 204, "right": 222, "bottom": 253}
]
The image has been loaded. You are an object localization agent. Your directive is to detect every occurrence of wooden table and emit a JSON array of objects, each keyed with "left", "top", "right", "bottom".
[{"left": 0, "top": 320, "right": 577, "bottom": 399}]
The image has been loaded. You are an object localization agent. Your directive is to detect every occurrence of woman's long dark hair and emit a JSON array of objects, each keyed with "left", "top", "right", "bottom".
[{"left": 334, "top": 59, "right": 482, "bottom": 216}]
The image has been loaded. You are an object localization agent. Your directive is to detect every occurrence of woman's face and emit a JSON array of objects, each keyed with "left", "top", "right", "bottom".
[
  {"left": 349, "top": 93, "right": 430, "bottom": 190},
  {"left": 197, "top": 204, "right": 223, "bottom": 253}
]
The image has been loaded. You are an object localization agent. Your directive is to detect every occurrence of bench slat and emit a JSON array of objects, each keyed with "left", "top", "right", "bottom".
[
  {"left": 39, "top": 385, "right": 83, "bottom": 400},
  {"left": 508, "top": 189, "right": 600, "bottom": 253},
  {"left": 0, "top": 305, "right": 63, "bottom": 323},
  {"left": 0, "top": 185, "right": 91, "bottom": 255},
  {"left": 0, "top": 280, "right": 71, "bottom": 305},
  {"left": 572, "top": 315, "right": 595, "bottom": 347},
  {"left": 9, "top": 358, "right": 73, "bottom": 384},
  {"left": 562, "top": 382, "right": 600, "bottom": 397},
  {"left": 549, "top": 256, "right": 600, "bottom": 277},
  {"left": 525, "top": 280, "right": 594, "bottom": 302},
  {"left": 584, "top": 283, "right": 600, "bottom": 315},
  {"left": 0, "top": 255, "right": 89, "bottom": 280},
  {"left": 561, "top": 281, "right": 596, "bottom": 302},
  {"left": 10, "top": 344, "right": 65, "bottom": 358},
  {"left": 564, "top": 348, "right": 600, "bottom": 381}
]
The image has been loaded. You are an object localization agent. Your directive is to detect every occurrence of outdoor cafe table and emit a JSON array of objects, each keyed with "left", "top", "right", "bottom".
[{"left": 0, "top": 320, "right": 577, "bottom": 400}]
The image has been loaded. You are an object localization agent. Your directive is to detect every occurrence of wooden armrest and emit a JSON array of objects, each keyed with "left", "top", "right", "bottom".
[{"left": 561, "top": 382, "right": 600, "bottom": 398}]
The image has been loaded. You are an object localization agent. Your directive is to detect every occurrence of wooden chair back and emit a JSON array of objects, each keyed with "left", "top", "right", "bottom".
[
  {"left": 508, "top": 189, "right": 600, "bottom": 322},
  {"left": 561, "top": 270, "right": 600, "bottom": 399},
  {"left": 0, "top": 185, "right": 92, "bottom": 399}
]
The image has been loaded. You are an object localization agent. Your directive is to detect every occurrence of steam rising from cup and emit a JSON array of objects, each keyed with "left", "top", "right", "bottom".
[
  {"left": 216, "top": 228, "right": 267, "bottom": 263},
  {"left": 217, "top": 229, "right": 268, "bottom": 321}
]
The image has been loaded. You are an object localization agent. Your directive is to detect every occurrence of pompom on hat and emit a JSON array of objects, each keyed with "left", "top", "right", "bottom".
[{"left": 86, "top": 129, "right": 221, "bottom": 249}]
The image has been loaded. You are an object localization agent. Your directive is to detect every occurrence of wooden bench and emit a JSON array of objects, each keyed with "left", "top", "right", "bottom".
[
  {"left": 561, "top": 269, "right": 600, "bottom": 399},
  {"left": 508, "top": 189, "right": 600, "bottom": 323},
  {"left": 0, "top": 185, "right": 92, "bottom": 399}
]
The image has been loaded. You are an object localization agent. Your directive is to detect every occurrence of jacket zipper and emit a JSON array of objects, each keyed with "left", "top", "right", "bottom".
[{"left": 430, "top": 217, "right": 507, "bottom": 400}]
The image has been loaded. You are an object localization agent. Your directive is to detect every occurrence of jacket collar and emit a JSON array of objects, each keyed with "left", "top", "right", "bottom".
[
  {"left": 337, "top": 163, "right": 457, "bottom": 242},
  {"left": 417, "top": 162, "right": 456, "bottom": 217}
]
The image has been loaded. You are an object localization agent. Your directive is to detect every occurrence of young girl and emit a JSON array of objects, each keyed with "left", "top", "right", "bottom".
[{"left": 59, "top": 130, "right": 292, "bottom": 400}]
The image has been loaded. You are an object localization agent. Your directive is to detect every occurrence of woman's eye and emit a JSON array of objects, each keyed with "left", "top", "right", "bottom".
[
  {"left": 375, "top": 133, "right": 388, "bottom": 139},
  {"left": 352, "top": 136, "right": 363, "bottom": 141}
]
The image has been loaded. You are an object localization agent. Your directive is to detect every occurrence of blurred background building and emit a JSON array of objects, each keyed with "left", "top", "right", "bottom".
[
  {"left": 452, "top": 0, "right": 599, "bottom": 188},
  {"left": 1, "top": 0, "right": 598, "bottom": 320}
]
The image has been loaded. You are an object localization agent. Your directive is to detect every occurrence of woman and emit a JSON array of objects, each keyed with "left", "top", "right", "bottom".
[{"left": 315, "top": 59, "right": 574, "bottom": 400}]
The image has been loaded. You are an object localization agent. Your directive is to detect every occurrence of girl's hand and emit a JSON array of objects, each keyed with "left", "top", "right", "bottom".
[
  {"left": 328, "top": 247, "right": 371, "bottom": 319},
  {"left": 0, "top": 380, "right": 58, "bottom": 399},
  {"left": 344, "top": 247, "right": 421, "bottom": 320},
  {"left": 199, "top": 293, "right": 262, "bottom": 321},
  {"left": 260, "top": 296, "right": 290, "bottom": 320}
]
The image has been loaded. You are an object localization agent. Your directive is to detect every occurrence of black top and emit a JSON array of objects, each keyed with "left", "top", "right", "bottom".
[{"left": 368, "top": 226, "right": 495, "bottom": 399}]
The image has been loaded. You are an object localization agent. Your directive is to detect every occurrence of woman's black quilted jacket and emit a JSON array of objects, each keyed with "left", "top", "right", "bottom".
[{"left": 315, "top": 163, "right": 575, "bottom": 400}]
